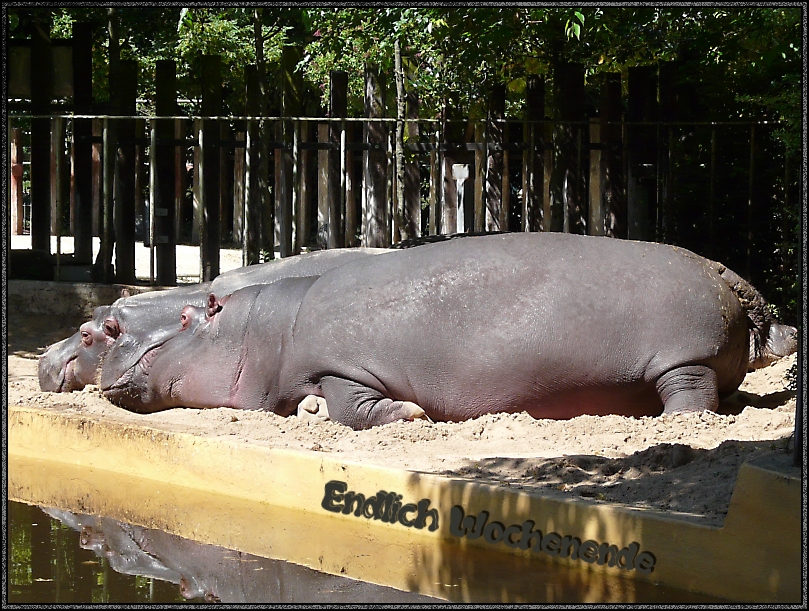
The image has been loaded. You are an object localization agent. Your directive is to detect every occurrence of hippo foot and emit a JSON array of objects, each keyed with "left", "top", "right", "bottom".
[
  {"left": 297, "top": 395, "right": 330, "bottom": 424},
  {"left": 398, "top": 400, "right": 434, "bottom": 424},
  {"left": 656, "top": 365, "right": 719, "bottom": 414}
]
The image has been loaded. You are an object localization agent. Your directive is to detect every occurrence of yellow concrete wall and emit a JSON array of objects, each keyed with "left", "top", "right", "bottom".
[{"left": 7, "top": 405, "right": 802, "bottom": 602}]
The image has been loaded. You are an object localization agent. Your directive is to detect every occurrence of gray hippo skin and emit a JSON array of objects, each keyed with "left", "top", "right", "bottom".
[
  {"left": 100, "top": 233, "right": 798, "bottom": 428},
  {"left": 37, "top": 248, "right": 387, "bottom": 392}
]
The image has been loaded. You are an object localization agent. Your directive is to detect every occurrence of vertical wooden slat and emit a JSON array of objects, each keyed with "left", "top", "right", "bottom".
[
  {"left": 155, "top": 60, "right": 177, "bottom": 285},
  {"left": 485, "top": 84, "right": 506, "bottom": 231},
  {"left": 200, "top": 54, "right": 221, "bottom": 281},
  {"left": 428, "top": 126, "right": 439, "bottom": 236},
  {"left": 317, "top": 121, "right": 330, "bottom": 248},
  {"left": 72, "top": 21, "right": 93, "bottom": 262},
  {"left": 114, "top": 59, "right": 137, "bottom": 283},
  {"left": 233, "top": 130, "right": 245, "bottom": 244},
  {"left": 244, "top": 65, "right": 262, "bottom": 265},
  {"left": 626, "top": 65, "right": 658, "bottom": 241},
  {"left": 279, "top": 46, "right": 303, "bottom": 257},
  {"left": 473, "top": 120, "right": 484, "bottom": 233},
  {"left": 550, "top": 61, "right": 585, "bottom": 234},
  {"left": 523, "top": 74, "right": 545, "bottom": 232},
  {"left": 588, "top": 118, "right": 603, "bottom": 236},
  {"left": 11, "top": 128, "right": 24, "bottom": 235},
  {"left": 328, "top": 70, "right": 348, "bottom": 249},
  {"left": 30, "top": 19, "right": 53, "bottom": 252},
  {"left": 363, "top": 65, "right": 389, "bottom": 247},
  {"left": 601, "top": 72, "right": 625, "bottom": 239}
]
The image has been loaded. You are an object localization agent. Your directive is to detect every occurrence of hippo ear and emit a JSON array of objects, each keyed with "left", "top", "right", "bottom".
[
  {"left": 103, "top": 317, "right": 121, "bottom": 339},
  {"left": 206, "top": 294, "right": 223, "bottom": 318},
  {"left": 120, "top": 288, "right": 131, "bottom": 298}
]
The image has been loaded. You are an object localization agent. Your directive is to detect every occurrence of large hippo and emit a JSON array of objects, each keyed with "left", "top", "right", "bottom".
[
  {"left": 100, "top": 233, "right": 797, "bottom": 428},
  {"left": 38, "top": 248, "right": 388, "bottom": 392}
]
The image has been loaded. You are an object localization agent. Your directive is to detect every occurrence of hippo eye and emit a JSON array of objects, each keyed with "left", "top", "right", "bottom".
[
  {"left": 180, "top": 305, "right": 197, "bottom": 330},
  {"left": 81, "top": 330, "right": 92, "bottom": 346},
  {"left": 103, "top": 318, "right": 120, "bottom": 339}
]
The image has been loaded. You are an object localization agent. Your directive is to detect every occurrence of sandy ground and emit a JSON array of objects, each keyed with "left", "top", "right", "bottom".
[{"left": 7, "top": 299, "right": 798, "bottom": 528}]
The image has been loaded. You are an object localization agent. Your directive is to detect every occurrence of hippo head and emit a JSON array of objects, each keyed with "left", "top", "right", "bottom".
[
  {"left": 100, "top": 298, "right": 216, "bottom": 412},
  {"left": 38, "top": 305, "right": 122, "bottom": 392},
  {"left": 749, "top": 321, "right": 799, "bottom": 371}
]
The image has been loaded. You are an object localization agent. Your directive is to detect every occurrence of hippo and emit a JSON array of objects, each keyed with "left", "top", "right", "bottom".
[
  {"left": 100, "top": 233, "right": 798, "bottom": 429},
  {"left": 38, "top": 248, "right": 388, "bottom": 392}
]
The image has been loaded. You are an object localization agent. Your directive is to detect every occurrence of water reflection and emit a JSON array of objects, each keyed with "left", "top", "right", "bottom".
[{"left": 7, "top": 502, "right": 439, "bottom": 604}]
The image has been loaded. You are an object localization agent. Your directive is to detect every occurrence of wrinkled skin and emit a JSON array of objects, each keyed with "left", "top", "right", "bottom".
[
  {"left": 38, "top": 248, "right": 387, "bottom": 392},
  {"left": 102, "top": 233, "right": 797, "bottom": 429}
]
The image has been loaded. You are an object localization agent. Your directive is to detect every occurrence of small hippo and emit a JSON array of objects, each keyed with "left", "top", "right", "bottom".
[
  {"left": 100, "top": 233, "right": 798, "bottom": 429},
  {"left": 38, "top": 248, "right": 388, "bottom": 392}
]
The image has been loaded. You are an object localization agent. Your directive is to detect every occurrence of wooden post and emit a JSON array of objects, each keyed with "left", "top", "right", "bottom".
[
  {"left": 101, "top": 116, "right": 116, "bottom": 282},
  {"left": 440, "top": 104, "right": 463, "bottom": 235},
  {"left": 278, "top": 46, "right": 303, "bottom": 257},
  {"left": 588, "top": 118, "right": 603, "bottom": 236},
  {"left": 233, "top": 130, "right": 245, "bottom": 244},
  {"left": 92, "top": 119, "right": 102, "bottom": 237},
  {"left": 11, "top": 128, "right": 24, "bottom": 235},
  {"left": 317, "top": 121, "right": 330, "bottom": 248},
  {"left": 72, "top": 21, "right": 93, "bottom": 263},
  {"left": 50, "top": 113, "right": 65, "bottom": 235},
  {"left": 473, "top": 120, "right": 485, "bottom": 232},
  {"left": 403, "top": 88, "right": 421, "bottom": 239},
  {"left": 219, "top": 121, "right": 234, "bottom": 246},
  {"left": 244, "top": 65, "right": 262, "bottom": 265},
  {"left": 344, "top": 122, "right": 358, "bottom": 246},
  {"left": 523, "top": 75, "right": 545, "bottom": 232},
  {"left": 299, "top": 121, "right": 316, "bottom": 250},
  {"left": 600, "top": 72, "right": 625, "bottom": 239},
  {"left": 658, "top": 61, "right": 677, "bottom": 244},
  {"left": 428, "top": 126, "right": 439, "bottom": 235},
  {"left": 328, "top": 70, "right": 348, "bottom": 248},
  {"left": 485, "top": 84, "right": 507, "bottom": 231},
  {"left": 191, "top": 119, "right": 201, "bottom": 245},
  {"left": 30, "top": 19, "right": 53, "bottom": 253},
  {"left": 51, "top": 115, "right": 66, "bottom": 274},
  {"left": 626, "top": 65, "right": 658, "bottom": 241},
  {"left": 363, "top": 65, "right": 388, "bottom": 247},
  {"left": 134, "top": 118, "right": 146, "bottom": 241},
  {"left": 155, "top": 60, "right": 177, "bottom": 285},
  {"left": 114, "top": 59, "right": 137, "bottom": 283},
  {"left": 174, "top": 119, "right": 185, "bottom": 242},
  {"left": 200, "top": 55, "right": 221, "bottom": 280},
  {"left": 99, "top": 8, "right": 120, "bottom": 282},
  {"left": 550, "top": 61, "right": 585, "bottom": 234}
]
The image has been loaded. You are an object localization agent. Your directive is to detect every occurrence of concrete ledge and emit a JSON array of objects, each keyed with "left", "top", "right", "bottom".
[{"left": 7, "top": 404, "right": 801, "bottom": 603}]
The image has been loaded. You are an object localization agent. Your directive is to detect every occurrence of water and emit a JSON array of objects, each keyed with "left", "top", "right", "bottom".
[
  {"left": 7, "top": 498, "right": 736, "bottom": 605},
  {"left": 6, "top": 501, "right": 440, "bottom": 604}
]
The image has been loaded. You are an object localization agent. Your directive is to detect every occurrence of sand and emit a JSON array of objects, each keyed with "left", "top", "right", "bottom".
[{"left": 7, "top": 304, "right": 797, "bottom": 528}]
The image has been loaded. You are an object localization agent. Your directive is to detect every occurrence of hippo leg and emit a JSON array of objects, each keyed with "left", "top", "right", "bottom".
[
  {"left": 655, "top": 365, "right": 719, "bottom": 414},
  {"left": 297, "top": 395, "right": 330, "bottom": 423},
  {"left": 319, "top": 376, "right": 432, "bottom": 429}
]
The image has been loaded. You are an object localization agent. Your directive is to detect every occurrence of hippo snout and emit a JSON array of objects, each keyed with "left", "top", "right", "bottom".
[
  {"left": 769, "top": 322, "right": 799, "bottom": 358},
  {"left": 38, "top": 345, "right": 68, "bottom": 392}
]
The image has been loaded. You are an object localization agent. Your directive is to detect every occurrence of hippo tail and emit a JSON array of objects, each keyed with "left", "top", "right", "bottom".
[{"left": 705, "top": 260, "right": 796, "bottom": 370}]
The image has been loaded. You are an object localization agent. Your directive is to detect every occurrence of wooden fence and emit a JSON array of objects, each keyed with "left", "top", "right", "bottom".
[{"left": 8, "top": 24, "right": 791, "bottom": 287}]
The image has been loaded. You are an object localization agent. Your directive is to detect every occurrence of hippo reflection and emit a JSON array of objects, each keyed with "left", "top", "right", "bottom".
[{"left": 40, "top": 507, "right": 438, "bottom": 603}]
